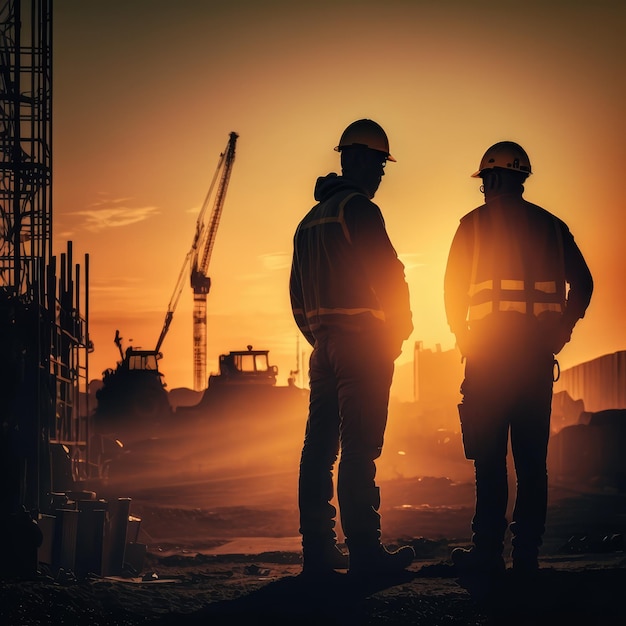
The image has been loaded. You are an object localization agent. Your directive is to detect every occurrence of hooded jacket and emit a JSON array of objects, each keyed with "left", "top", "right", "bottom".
[{"left": 290, "top": 173, "right": 413, "bottom": 355}]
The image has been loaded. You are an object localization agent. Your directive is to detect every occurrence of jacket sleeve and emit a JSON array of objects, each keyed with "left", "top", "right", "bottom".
[
  {"left": 345, "top": 196, "right": 413, "bottom": 348},
  {"left": 289, "top": 238, "right": 315, "bottom": 347},
  {"left": 561, "top": 226, "right": 594, "bottom": 333},
  {"left": 443, "top": 220, "right": 472, "bottom": 338}
]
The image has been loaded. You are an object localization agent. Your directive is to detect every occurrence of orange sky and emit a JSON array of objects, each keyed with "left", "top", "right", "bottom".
[{"left": 52, "top": 1, "right": 626, "bottom": 400}]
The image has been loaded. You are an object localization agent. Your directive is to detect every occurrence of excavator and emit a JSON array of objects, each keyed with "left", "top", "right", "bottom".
[{"left": 93, "top": 132, "right": 239, "bottom": 442}]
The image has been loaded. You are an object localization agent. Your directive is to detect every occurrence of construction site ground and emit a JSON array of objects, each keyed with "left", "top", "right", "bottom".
[{"left": 1, "top": 473, "right": 625, "bottom": 625}]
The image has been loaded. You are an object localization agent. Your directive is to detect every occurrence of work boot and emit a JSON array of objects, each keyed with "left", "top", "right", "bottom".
[
  {"left": 347, "top": 543, "right": 415, "bottom": 581},
  {"left": 451, "top": 546, "right": 505, "bottom": 577},
  {"left": 301, "top": 543, "right": 349, "bottom": 577},
  {"left": 512, "top": 553, "right": 539, "bottom": 580}
]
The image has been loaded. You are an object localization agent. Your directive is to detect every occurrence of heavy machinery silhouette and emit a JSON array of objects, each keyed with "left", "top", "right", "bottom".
[
  {"left": 93, "top": 132, "right": 239, "bottom": 440},
  {"left": 93, "top": 329, "right": 172, "bottom": 443},
  {"left": 105, "top": 343, "right": 308, "bottom": 485}
]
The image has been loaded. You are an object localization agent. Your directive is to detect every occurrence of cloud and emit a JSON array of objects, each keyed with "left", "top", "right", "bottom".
[
  {"left": 71, "top": 205, "right": 160, "bottom": 231},
  {"left": 91, "top": 195, "right": 135, "bottom": 207},
  {"left": 259, "top": 252, "right": 291, "bottom": 271},
  {"left": 55, "top": 230, "right": 75, "bottom": 240},
  {"left": 65, "top": 196, "right": 161, "bottom": 232},
  {"left": 399, "top": 252, "right": 426, "bottom": 271}
]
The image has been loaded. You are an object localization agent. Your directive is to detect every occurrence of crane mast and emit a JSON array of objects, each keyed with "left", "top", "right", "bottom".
[
  {"left": 148, "top": 131, "right": 237, "bottom": 387},
  {"left": 189, "top": 131, "right": 238, "bottom": 390}
]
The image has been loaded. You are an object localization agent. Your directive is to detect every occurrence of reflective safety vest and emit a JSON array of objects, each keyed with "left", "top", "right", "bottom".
[
  {"left": 466, "top": 206, "right": 567, "bottom": 325},
  {"left": 292, "top": 189, "right": 388, "bottom": 334}
]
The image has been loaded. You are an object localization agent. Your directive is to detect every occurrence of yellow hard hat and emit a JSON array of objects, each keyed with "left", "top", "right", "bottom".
[
  {"left": 335, "top": 119, "right": 396, "bottom": 162},
  {"left": 472, "top": 141, "right": 532, "bottom": 178}
]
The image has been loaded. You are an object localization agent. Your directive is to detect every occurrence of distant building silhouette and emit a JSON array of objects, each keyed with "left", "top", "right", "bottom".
[
  {"left": 554, "top": 350, "right": 626, "bottom": 413},
  {"left": 413, "top": 341, "right": 463, "bottom": 404},
  {"left": 549, "top": 351, "right": 626, "bottom": 491}
]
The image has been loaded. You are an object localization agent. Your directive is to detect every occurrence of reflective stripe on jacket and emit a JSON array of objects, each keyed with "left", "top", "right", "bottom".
[
  {"left": 444, "top": 192, "right": 593, "bottom": 354},
  {"left": 467, "top": 206, "right": 566, "bottom": 324},
  {"left": 290, "top": 177, "right": 412, "bottom": 347},
  {"left": 291, "top": 189, "right": 387, "bottom": 334}
]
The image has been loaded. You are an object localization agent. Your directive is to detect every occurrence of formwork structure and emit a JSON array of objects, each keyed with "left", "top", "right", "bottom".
[{"left": 0, "top": 0, "right": 90, "bottom": 522}]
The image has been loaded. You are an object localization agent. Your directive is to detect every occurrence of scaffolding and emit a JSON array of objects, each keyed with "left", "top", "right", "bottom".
[{"left": 0, "top": 0, "right": 90, "bottom": 515}]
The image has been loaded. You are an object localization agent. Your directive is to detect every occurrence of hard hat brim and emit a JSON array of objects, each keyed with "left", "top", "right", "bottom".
[
  {"left": 334, "top": 145, "right": 396, "bottom": 162},
  {"left": 470, "top": 166, "right": 532, "bottom": 178}
]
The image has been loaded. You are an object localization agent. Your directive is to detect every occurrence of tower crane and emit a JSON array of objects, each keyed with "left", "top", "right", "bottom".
[
  {"left": 154, "top": 131, "right": 238, "bottom": 390},
  {"left": 105, "top": 131, "right": 238, "bottom": 407},
  {"left": 189, "top": 131, "right": 238, "bottom": 389}
]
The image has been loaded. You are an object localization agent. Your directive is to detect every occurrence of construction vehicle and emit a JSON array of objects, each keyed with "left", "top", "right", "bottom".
[
  {"left": 92, "top": 330, "right": 172, "bottom": 443},
  {"left": 174, "top": 345, "right": 301, "bottom": 419},
  {"left": 92, "top": 132, "right": 239, "bottom": 442},
  {"left": 94, "top": 344, "right": 304, "bottom": 486},
  {"left": 104, "top": 345, "right": 309, "bottom": 485},
  {"left": 184, "top": 344, "right": 307, "bottom": 425},
  {"left": 210, "top": 345, "right": 279, "bottom": 386}
]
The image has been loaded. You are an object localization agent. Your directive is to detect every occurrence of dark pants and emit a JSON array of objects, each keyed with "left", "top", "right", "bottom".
[
  {"left": 298, "top": 330, "right": 394, "bottom": 550},
  {"left": 459, "top": 347, "right": 554, "bottom": 559}
]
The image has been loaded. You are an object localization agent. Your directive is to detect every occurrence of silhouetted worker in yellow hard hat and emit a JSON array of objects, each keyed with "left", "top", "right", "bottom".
[
  {"left": 444, "top": 141, "right": 593, "bottom": 579},
  {"left": 290, "top": 119, "right": 414, "bottom": 580}
]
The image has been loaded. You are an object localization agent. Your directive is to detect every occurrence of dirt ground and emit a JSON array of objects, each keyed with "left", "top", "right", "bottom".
[{"left": 1, "top": 473, "right": 625, "bottom": 625}]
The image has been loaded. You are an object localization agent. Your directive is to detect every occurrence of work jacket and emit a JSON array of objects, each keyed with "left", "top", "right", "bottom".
[
  {"left": 444, "top": 191, "right": 593, "bottom": 351},
  {"left": 290, "top": 173, "right": 412, "bottom": 355}
]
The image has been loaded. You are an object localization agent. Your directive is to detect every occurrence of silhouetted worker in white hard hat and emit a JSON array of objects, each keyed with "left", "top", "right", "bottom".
[
  {"left": 444, "top": 141, "right": 593, "bottom": 580},
  {"left": 290, "top": 119, "right": 414, "bottom": 580}
]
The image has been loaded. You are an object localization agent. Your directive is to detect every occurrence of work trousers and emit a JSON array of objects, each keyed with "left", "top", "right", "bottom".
[
  {"left": 459, "top": 347, "right": 554, "bottom": 559},
  {"left": 298, "top": 330, "right": 394, "bottom": 550}
]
